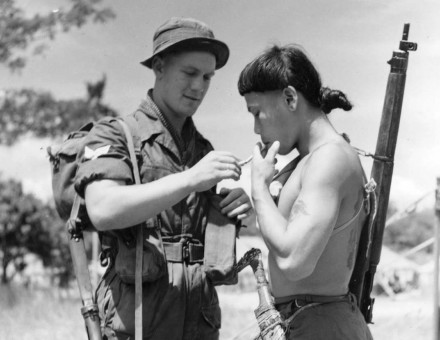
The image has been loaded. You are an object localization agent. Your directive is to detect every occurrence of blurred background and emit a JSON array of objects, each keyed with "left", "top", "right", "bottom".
[{"left": 0, "top": 0, "right": 439, "bottom": 339}]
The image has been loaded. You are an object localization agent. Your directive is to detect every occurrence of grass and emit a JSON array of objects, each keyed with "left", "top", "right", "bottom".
[
  {"left": 0, "top": 284, "right": 87, "bottom": 340},
  {"left": 0, "top": 281, "right": 433, "bottom": 340}
]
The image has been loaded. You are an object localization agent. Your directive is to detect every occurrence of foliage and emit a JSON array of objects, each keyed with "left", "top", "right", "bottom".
[
  {"left": 0, "top": 1, "right": 117, "bottom": 287},
  {"left": 0, "top": 75, "right": 118, "bottom": 144},
  {"left": 0, "top": 0, "right": 115, "bottom": 71},
  {"left": 0, "top": 0, "right": 118, "bottom": 144},
  {"left": 0, "top": 176, "right": 72, "bottom": 284}
]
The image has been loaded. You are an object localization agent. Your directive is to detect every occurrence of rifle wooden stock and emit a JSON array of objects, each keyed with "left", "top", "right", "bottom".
[
  {"left": 353, "top": 23, "right": 417, "bottom": 323},
  {"left": 68, "top": 232, "right": 102, "bottom": 340},
  {"left": 68, "top": 196, "right": 103, "bottom": 340}
]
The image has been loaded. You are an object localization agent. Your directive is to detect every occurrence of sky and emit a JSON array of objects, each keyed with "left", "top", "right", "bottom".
[{"left": 1, "top": 0, "right": 439, "bottom": 210}]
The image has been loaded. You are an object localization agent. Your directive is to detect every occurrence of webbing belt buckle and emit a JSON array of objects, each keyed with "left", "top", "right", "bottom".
[
  {"left": 179, "top": 238, "right": 193, "bottom": 263},
  {"left": 182, "top": 242, "right": 190, "bottom": 263}
]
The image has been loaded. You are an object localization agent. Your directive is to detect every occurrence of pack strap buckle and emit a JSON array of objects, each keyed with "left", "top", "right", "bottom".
[{"left": 163, "top": 240, "right": 204, "bottom": 263}]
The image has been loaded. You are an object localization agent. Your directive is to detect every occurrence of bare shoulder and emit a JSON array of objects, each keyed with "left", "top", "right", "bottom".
[{"left": 301, "top": 142, "right": 362, "bottom": 186}]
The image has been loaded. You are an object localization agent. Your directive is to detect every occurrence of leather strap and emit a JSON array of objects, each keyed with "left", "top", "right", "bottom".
[
  {"left": 67, "top": 194, "right": 103, "bottom": 339},
  {"left": 68, "top": 194, "right": 95, "bottom": 306},
  {"left": 274, "top": 293, "right": 353, "bottom": 305}
]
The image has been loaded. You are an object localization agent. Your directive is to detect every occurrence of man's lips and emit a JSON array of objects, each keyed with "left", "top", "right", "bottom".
[{"left": 184, "top": 95, "right": 201, "bottom": 102}]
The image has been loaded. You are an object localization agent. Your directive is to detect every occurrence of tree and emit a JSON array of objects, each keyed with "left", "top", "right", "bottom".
[
  {"left": 0, "top": 177, "right": 70, "bottom": 284},
  {"left": 0, "top": 0, "right": 117, "bottom": 285},
  {"left": 0, "top": 0, "right": 115, "bottom": 71},
  {"left": 0, "top": 0, "right": 118, "bottom": 144},
  {"left": 0, "top": 75, "right": 118, "bottom": 145}
]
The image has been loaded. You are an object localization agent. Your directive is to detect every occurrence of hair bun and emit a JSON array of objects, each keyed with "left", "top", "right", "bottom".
[{"left": 319, "top": 87, "right": 352, "bottom": 114}]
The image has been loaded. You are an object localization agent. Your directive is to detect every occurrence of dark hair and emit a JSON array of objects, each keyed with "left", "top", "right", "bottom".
[{"left": 238, "top": 44, "right": 352, "bottom": 114}]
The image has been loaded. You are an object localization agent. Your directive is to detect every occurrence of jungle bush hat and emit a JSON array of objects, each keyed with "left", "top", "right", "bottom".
[{"left": 141, "top": 17, "right": 230, "bottom": 70}]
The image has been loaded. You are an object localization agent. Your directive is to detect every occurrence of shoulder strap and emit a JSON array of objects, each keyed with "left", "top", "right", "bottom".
[
  {"left": 332, "top": 202, "right": 364, "bottom": 236},
  {"left": 118, "top": 118, "right": 141, "bottom": 183},
  {"left": 117, "top": 118, "right": 143, "bottom": 340},
  {"left": 272, "top": 155, "right": 301, "bottom": 185},
  {"left": 271, "top": 156, "right": 301, "bottom": 206},
  {"left": 121, "top": 114, "right": 142, "bottom": 155}
]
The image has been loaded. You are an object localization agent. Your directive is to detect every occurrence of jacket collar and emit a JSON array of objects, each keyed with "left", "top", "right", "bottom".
[{"left": 133, "top": 90, "right": 198, "bottom": 160}]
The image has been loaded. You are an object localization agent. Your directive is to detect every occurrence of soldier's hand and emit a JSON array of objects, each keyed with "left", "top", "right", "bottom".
[
  {"left": 188, "top": 151, "right": 241, "bottom": 192},
  {"left": 218, "top": 187, "right": 254, "bottom": 220}
]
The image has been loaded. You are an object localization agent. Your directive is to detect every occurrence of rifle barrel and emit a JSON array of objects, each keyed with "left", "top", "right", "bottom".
[
  {"left": 369, "top": 23, "right": 416, "bottom": 269},
  {"left": 358, "top": 23, "right": 417, "bottom": 322}
]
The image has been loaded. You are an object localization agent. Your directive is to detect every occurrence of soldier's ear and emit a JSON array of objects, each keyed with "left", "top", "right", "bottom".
[
  {"left": 151, "top": 55, "right": 165, "bottom": 77},
  {"left": 283, "top": 86, "right": 298, "bottom": 111}
]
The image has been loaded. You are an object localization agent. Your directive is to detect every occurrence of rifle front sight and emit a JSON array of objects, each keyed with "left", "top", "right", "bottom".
[{"left": 399, "top": 23, "right": 417, "bottom": 52}]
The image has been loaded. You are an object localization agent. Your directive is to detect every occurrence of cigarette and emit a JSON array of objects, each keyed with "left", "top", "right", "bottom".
[
  {"left": 239, "top": 146, "right": 267, "bottom": 167},
  {"left": 239, "top": 155, "right": 253, "bottom": 167}
]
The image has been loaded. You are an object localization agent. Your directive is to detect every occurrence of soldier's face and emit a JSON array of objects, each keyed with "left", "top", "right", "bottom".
[
  {"left": 244, "top": 90, "right": 298, "bottom": 155},
  {"left": 157, "top": 50, "right": 216, "bottom": 120}
]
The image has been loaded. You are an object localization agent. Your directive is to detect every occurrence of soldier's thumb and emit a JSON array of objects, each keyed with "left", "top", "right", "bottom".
[{"left": 267, "top": 141, "right": 280, "bottom": 160}]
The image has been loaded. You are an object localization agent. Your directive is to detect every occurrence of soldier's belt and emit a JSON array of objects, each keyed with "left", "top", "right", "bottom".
[
  {"left": 163, "top": 241, "right": 204, "bottom": 263},
  {"left": 275, "top": 293, "right": 354, "bottom": 308}
]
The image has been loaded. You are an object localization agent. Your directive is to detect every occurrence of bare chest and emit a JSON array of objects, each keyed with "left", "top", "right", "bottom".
[{"left": 276, "top": 161, "right": 305, "bottom": 219}]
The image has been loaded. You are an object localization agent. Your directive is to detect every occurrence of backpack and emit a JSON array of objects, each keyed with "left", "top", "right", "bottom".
[
  {"left": 47, "top": 117, "right": 135, "bottom": 234},
  {"left": 47, "top": 116, "right": 164, "bottom": 339},
  {"left": 46, "top": 118, "right": 115, "bottom": 339},
  {"left": 47, "top": 121, "right": 96, "bottom": 232}
]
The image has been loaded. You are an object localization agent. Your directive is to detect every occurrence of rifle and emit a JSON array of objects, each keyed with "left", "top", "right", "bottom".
[
  {"left": 55, "top": 118, "right": 142, "bottom": 340},
  {"left": 349, "top": 23, "right": 417, "bottom": 323},
  {"left": 67, "top": 196, "right": 102, "bottom": 340}
]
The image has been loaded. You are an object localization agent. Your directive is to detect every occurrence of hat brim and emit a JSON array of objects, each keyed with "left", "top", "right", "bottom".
[{"left": 140, "top": 37, "right": 229, "bottom": 70}]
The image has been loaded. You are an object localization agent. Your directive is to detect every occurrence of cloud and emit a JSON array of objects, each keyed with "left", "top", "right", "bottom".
[{"left": 0, "top": 137, "right": 53, "bottom": 202}]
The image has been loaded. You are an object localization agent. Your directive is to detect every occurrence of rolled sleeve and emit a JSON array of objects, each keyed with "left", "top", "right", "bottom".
[{"left": 74, "top": 118, "right": 135, "bottom": 197}]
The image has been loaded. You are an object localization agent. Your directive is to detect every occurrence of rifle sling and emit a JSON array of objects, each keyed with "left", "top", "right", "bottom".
[
  {"left": 69, "top": 194, "right": 94, "bottom": 307},
  {"left": 117, "top": 119, "right": 144, "bottom": 340}
]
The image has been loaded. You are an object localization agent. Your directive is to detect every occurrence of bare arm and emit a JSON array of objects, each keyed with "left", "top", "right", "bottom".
[
  {"left": 252, "top": 143, "right": 348, "bottom": 281},
  {"left": 85, "top": 151, "right": 242, "bottom": 231}
]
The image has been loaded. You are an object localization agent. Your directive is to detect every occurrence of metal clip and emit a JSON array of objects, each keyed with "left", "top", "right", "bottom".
[
  {"left": 364, "top": 178, "right": 377, "bottom": 194},
  {"left": 180, "top": 237, "right": 191, "bottom": 262},
  {"left": 67, "top": 218, "right": 83, "bottom": 241}
]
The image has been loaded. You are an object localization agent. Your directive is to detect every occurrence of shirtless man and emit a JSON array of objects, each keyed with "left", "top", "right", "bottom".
[{"left": 238, "top": 44, "right": 373, "bottom": 339}]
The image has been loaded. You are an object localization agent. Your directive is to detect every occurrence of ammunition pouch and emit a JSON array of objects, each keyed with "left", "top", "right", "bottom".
[{"left": 204, "top": 194, "right": 239, "bottom": 286}]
